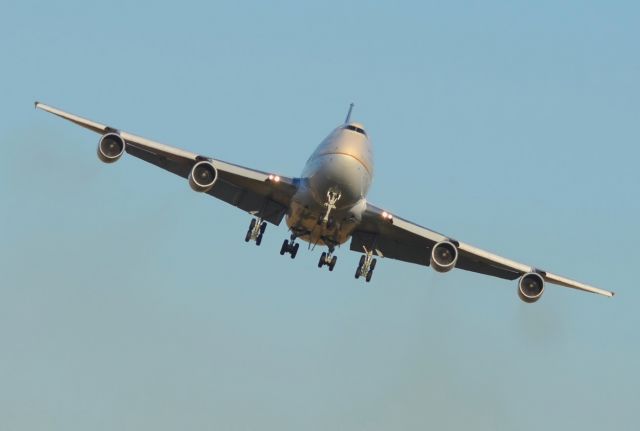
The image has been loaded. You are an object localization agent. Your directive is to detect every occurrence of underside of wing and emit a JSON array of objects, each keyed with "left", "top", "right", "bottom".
[
  {"left": 35, "top": 102, "right": 298, "bottom": 225},
  {"left": 351, "top": 202, "right": 613, "bottom": 299}
]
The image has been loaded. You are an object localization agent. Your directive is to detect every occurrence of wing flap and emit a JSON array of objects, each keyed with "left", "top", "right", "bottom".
[
  {"left": 350, "top": 230, "right": 429, "bottom": 265},
  {"left": 455, "top": 251, "right": 521, "bottom": 280}
]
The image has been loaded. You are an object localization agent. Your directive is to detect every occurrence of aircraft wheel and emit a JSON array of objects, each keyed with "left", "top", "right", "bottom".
[
  {"left": 256, "top": 234, "right": 263, "bottom": 246},
  {"left": 260, "top": 221, "right": 267, "bottom": 234},
  {"left": 280, "top": 239, "right": 289, "bottom": 255},
  {"left": 291, "top": 242, "right": 299, "bottom": 259},
  {"left": 370, "top": 258, "right": 377, "bottom": 271},
  {"left": 245, "top": 230, "right": 252, "bottom": 242},
  {"left": 318, "top": 252, "right": 326, "bottom": 268},
  {"left": 329, "top": 256, "right": 337, "bottom": 271},
  {"left": 366, "top": 270, "right": 373, "bottom": 282}
]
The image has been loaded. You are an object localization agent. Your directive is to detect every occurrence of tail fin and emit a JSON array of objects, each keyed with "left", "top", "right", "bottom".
[{"left": 344, "top": 103, "right": 354, "bottom": 124}]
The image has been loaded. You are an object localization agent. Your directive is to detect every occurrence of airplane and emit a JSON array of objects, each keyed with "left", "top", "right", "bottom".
[{"left": 35, "top": 101, "right": 614, "bottom": 303}]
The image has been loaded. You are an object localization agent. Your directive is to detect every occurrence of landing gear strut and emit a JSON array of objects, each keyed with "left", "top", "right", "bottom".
[
  {"left": 355, "top": 248, "right": 377, "bottom": 282},
  {"left": 245, "top": 218, "right": 267, "bottom": 245},
  {"left": 321, "top": 189, "right": 342, "bottom": 226},
  {"left": 280, "top": 234, "right": 299, "bottom": 259},
  {"left": 318, "top": 246, "right": 338, "bottom": 271}
]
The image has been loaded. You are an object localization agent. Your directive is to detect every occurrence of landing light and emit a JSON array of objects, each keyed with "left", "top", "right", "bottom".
[
  {"left": 381, "top": 211, "right": 394, "bottom": 223},
  {"left": 267, "top": 174, "right": 281, "bottom": 183}
]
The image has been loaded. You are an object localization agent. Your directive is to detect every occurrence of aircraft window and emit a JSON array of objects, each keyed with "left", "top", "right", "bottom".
[{"left": 345, "top": 125, "right": 367, "bottom": 136}]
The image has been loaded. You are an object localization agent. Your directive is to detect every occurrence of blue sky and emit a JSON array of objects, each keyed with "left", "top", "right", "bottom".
[{"left": 1, "top": 1, "right": 639, "bottom": 429}]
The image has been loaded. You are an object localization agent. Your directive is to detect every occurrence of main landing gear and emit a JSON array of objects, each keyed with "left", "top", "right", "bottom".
[
  {"left": 318, "top": 246, "right": 338, "bottom": 271},
  {"left": 280, "top": 234, "right": 300, "bottom": 259},
  {"left": 245, "top": 218, "right": 267, "bottom": 245},
  {"left": 355, "top": 249, "right": 377, "bottom": 282}
]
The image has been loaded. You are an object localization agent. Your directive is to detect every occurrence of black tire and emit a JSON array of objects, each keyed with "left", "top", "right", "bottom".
[
  {"left": 260, "top": 221, "right": 267, "bottom": 234},
  {"left": 329, "top": 256, "right": 337, "bottom": 271},
  {"left": 370, "top": 258, "right": 377, "bottom": 271},
  {"left": 355, "top": 265, "right": 362, "bottom": 279},
  {"left": 249, "top": 218, "right": 256, "bottom": 231},
  {"left": 366, "top": 270, "right": 373, "bottom": 282},
  {"left": 256, "top": 234, "right": 263, "bottom": 246},
  {"left": 291, "top": 242, "right": 299, "bottom": 259},
  {"left": 245, "top": 230, "right": 251, "bottom": 242},
  {"left": 318, "top": 252, "right": 326, "bottom": 268},
  {"left": 280, "top": 239, "right": 288, "bottom": 255},
  {"left": 358, "top": 255, "right": 365, "bottom": 267}
]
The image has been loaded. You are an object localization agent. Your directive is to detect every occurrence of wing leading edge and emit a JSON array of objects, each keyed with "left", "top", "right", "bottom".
[
  {"left": 351, "top": 202, "right": 614, "bottom": 298},
  {"left": 35, "top": 102, "right": 298, "bottom": 225}
]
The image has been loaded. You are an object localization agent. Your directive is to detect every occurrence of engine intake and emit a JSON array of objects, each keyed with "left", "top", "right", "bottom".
[
  {"left": 97, "top": 133, "right": 125, "bottom": 163},
  {"left": 430, "top": 241, "right": 458, "bottom": 273},
  {"left": 518, "top": 272, "right": 545, "bottom": 303},
  {"left": 189, "top": 160, "right": 218, "bottom": 192}
]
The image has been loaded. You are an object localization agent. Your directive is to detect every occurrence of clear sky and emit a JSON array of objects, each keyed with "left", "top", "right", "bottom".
[{"left": 1, "top": 1, "right": 639, "bottom": 430}]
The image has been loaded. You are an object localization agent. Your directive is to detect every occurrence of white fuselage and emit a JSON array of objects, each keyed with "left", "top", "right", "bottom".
[{"left": 286, "top": 123, "right": 374, "bottom": 247}]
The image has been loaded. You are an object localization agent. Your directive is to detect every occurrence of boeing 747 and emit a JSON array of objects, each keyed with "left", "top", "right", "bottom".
[{"left": 35, "top": 102, "right": 614, "bottom": 303}]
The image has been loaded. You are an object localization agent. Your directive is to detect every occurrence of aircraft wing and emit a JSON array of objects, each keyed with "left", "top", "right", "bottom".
[
  {"left": 35, "top": 102, "right": 297, "bottom": 225},
  {"left": 350, "top": 202, "right": 614, "bottom": 297}
]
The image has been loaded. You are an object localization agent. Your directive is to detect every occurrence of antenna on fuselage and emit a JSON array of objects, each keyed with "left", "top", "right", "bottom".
[{"left": 344, "top": 102, "right": 354, "bottom": 124}]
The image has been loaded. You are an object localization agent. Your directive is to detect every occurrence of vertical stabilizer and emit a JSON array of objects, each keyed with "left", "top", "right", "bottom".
[{"left": 344, "top": 103, "right": 354, "bottom": 124}]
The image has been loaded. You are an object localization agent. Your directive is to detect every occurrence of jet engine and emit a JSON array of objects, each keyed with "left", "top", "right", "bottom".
[
  {"left": 188, "top": 160, "right": 218, "bottom": 193},
  {"left": 518, "top": 272, "right": 545, "bottom": 303},
  {"left": 430, "top": 241, "right": 458, "bottom": 273},
  {"left": 97, "top": 133, "right": 126, "bottom": 163}
]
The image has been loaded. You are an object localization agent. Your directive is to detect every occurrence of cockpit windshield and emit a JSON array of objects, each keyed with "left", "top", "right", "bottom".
[{"left": 344, "top": 124, "right": 367, "bottom": 136}]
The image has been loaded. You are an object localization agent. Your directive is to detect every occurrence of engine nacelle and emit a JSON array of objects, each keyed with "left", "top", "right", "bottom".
[
  {"left": 97, "top": 133, "right": 125, "bottom": 163},
  {"left": 430, "top": 241, "right": 458, "bottom": 273},
  {"left": 188, "top": 160, "right": 218, "bottom": 192},
  {"left": 518, "top": 272, "right": 545, "bottom": 303}
]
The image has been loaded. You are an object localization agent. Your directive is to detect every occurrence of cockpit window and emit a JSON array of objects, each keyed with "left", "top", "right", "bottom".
[{"left": 345, "top": 124, "right": 367, "bottom": 136}]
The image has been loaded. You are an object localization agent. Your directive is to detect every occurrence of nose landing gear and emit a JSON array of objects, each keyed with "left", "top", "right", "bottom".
[
  {"left": 321, "top": 189, "right": 342, "bottom": 226},
  {"left": 245, "top": 218, "right": 267, "bottom": 245}
]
